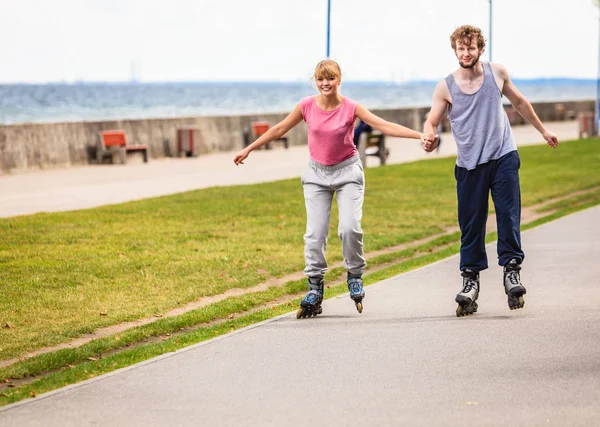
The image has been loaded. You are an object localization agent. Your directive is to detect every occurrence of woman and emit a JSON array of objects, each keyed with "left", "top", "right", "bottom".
[{"left": 234, "top": 59, "right": 433, "bottom": 319}]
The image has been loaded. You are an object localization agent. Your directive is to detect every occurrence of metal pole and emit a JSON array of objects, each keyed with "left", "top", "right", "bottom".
[
  {"left": 596, "top": 12, "right": 600, "bottom": 135},
  {"left": 489, "top": 0, "right": 493, "bottom": 62},
  {"left": 593, "top": 1, "right": 600, "bottom": 135},
  {"left": 326, "top": 0, "right": 331, "bottom": 58}
]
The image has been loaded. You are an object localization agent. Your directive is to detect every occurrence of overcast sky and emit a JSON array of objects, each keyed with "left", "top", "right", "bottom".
[{"left": 1, "top": 0, "right": 599, "bottom": 83}]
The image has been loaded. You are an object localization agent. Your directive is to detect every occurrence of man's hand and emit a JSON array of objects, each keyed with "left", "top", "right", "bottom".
[
  {"left": 542, "top": 130, "right": 558, "bottom": 148},
  {"left": 233, "top": 148, "right": 250, "bottom": 165},
  {"left": 421, "top": 133, "right": 439, "bottom": 152}
]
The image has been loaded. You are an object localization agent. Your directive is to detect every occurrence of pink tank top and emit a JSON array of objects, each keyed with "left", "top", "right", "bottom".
[{"left": 300, "top": 96, "right": 358, "bottom": 165}]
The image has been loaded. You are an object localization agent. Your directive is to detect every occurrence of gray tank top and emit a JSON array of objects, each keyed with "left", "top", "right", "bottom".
[{"left": 445, "top": 62, "right": 516, "bottom": 170}]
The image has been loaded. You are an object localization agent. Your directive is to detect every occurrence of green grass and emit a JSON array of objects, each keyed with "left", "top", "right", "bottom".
[
  {"left": 1, "top": 139, "right": 599, "bottom": 364},
  {"left": 0, "top": 239, "right": 494, "bottom": 406},
  {"left": 4, "top": 191, "right": 600, "bottom": 406},
  {"left": 0, "top": 231, "right": 466, "bottom": 385},
  {"left": 0, "top": 139, "right": 600, "bottom": 405}
]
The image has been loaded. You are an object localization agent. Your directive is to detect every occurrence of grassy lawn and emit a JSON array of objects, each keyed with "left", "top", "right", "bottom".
[{"left": 1, "top": 138, "right": 599, "bottom": 366}]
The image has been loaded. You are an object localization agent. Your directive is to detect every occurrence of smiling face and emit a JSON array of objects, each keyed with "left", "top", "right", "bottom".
[
  {"left": 449, "top": 25, "right": 486, "bottom": 69},
  {"left": 315, "top": 75, "right": 340, "bottom": 96},
  {"left": 313, "top": 60, "right": 342, "bottom": 96},
  {"left": 455, "top": 37, "right": 483, "bottom": 69}
]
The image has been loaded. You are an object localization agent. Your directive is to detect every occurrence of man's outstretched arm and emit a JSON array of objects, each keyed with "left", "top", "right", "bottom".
[
  {"left": 496, "top": 63, "right": 559, "bottom": 148},
  {"left": 422, "top": 80, "right": 448, "bottom": 152}
]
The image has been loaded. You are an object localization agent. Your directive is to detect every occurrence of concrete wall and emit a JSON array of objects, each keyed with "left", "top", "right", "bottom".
[{"left": 0, "top": 100, "right": 593, "bottom": 175}]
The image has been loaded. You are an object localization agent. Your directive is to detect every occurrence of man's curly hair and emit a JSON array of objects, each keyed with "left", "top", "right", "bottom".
[{"left": 450, "top": 25, "right": 486, "bottom": 50}]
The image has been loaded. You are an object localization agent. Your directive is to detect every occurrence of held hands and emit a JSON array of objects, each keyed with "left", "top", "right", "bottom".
[
  {"left": 542, "top": 130, "right": 559, "bottom": 148},
  {"left": 233, "top": 148, "right": 250, "bottom": 165},
  {"left": 421, "top": 133, "right": 439, "bottom": 152}
]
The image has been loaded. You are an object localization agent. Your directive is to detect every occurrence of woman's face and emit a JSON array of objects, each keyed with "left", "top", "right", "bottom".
[{"left": 315, "top": 75, "right": 340, "bottom": 96}]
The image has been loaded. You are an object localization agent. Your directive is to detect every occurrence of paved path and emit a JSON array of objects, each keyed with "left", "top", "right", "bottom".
[
  {"left": 2, "top": 119, "right": 596, "bottom": 426},
  {"left": 1, "top": 204, "right": 599, "bottom": 426},
  {"left": 0, "top": 121, "right": 578, "bottom": 218}
]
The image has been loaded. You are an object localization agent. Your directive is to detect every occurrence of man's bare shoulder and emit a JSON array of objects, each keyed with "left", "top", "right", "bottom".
[
  {"left": 489, "top": 62, "right": 509, "bottom": 79},
  {"left": 434, "top": 78, "right": 451, "bottom": 101}
]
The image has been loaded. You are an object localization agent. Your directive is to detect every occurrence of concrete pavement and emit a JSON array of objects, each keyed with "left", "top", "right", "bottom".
[
  {"left": 0, "top": 121, "right": 578, "bottom": 218},
  {"left": 1, "top": 204, "right": 599, "bottom": 426},
  {"left": 2, "top": 119, "right": 596, "bottom": 426}
]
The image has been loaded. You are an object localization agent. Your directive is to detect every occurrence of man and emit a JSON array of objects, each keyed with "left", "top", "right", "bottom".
[
  {"left": 353, "top": 120, "right": 372, "bottom": 149},
  {"left": 423, "top": 25, "right": 558, "bottom": 317}
]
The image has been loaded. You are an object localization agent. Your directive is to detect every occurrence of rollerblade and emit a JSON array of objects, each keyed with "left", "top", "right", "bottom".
[
  {"left": 455, "top": 269, "right": 479, "bottom": 317},
  {"left": 347, "top": 273, "right": 365, "bottom": 314},
  {"left": 504, "top": 259, "right": 526, "bottom": 310},
  {"left": 296, "top": 277, "right": 324, "bottom": 319}
]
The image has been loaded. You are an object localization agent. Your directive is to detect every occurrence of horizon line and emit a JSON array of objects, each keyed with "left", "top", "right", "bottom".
[{"left": 0, "top": 77, "right": 598, "bottom": 86}]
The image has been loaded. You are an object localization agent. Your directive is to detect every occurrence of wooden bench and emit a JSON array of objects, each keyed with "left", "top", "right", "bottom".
[
  {"left": 245, "top": 121, "right": 289, "bottom": 150},
  {"left": 97, "top": 130, "right": 149, "bottom": 164},
  {"left": 363, "top": 131, "right": 389, "bottom": 165}
]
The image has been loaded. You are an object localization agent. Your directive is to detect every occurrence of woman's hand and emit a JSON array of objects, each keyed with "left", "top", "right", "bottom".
[{"left": 421, "top": 133, "right": 439, "bottom": 152}]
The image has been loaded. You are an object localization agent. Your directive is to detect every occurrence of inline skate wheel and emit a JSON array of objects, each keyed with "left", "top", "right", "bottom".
[
  {"left": 508, "top": 296, "right": 525, "bottom": 310},
  {"left": 456, "top": 301, "right": 477, "bottom": 317},
  {"left": 356, "top": 302, "right": 363, "bottom": 314}
]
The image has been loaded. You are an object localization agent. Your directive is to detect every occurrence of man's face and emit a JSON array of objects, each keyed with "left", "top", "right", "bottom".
[{"left": 455, "top": 38, "right": 483, "bottom": 69}]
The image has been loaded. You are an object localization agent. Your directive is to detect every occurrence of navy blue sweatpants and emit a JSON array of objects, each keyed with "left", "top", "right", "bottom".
[{"left": 454, "top": 150, "right": 524, "bottom": 272}]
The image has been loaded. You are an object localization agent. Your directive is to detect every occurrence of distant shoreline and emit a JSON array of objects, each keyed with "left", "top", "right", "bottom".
[
  {"left": 0, "top": 78, "right": 597, "bottom": 86},
  {"left": 0, "top": 80, "right": 595, "bottom": 125}
]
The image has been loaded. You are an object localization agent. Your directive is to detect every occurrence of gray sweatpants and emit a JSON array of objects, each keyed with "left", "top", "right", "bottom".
[{"left": 301, "top": 155, "right": 366, "bottom": 278}]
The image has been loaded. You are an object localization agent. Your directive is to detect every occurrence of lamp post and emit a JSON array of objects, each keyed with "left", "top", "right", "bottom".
[
  {"left": 489, "top": 0, "right": 493, "bottom": 62},
  {"left": 594, "top": 1, "right": 600, "bottom": 135},
  {"left": 326, "top": 0, "right": 331, "bottom": 57}
]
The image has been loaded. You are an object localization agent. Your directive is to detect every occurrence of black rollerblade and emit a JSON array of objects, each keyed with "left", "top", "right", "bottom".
[
  {"left": 347, "top": 273, "right": 365, "bottom": 314},
  {"left": 504, "top": 259, "right": 526, "bottom": 310},
  {"left": 455, "top": 269, "right": 480, "bottom": 317},
  {"left": 297, "top": 277, "right": 324, "bottom": 319}
]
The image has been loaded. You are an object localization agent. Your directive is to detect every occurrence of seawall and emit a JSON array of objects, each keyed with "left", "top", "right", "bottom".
[{"left": 0, "top": 100, "right": 592, "bottom": 175}]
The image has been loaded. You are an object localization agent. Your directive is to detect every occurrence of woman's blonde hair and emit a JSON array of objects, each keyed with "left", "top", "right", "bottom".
[{"left": 313, "top": 59, "right": 342, "bottom": 81}]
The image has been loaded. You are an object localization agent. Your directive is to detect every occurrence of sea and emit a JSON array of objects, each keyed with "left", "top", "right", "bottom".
[{"left": 0, "top": 79, "right": 596, "bottom": 125}]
